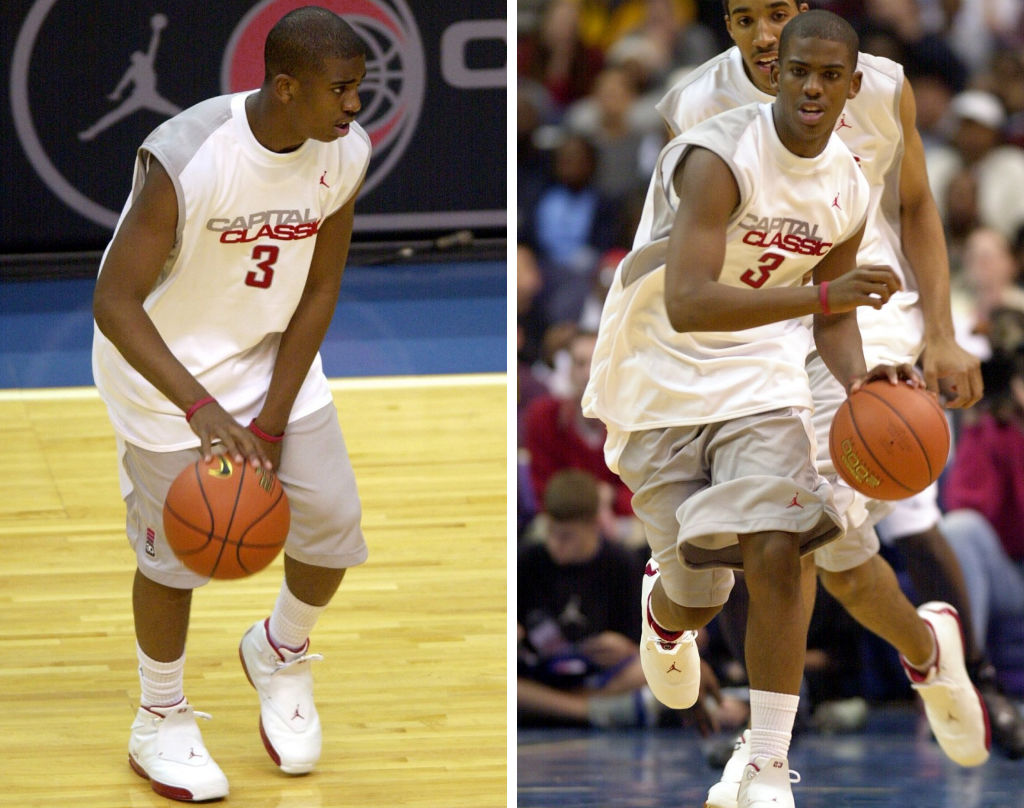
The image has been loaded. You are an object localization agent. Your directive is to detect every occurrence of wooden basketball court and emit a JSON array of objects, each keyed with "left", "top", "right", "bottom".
[{"left": 0, "top": 375, "right": 506, "bottom": 807}]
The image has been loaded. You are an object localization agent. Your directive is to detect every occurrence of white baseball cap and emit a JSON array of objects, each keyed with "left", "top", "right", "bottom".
[{"left": 950, "top": 90, "right": 1006, "bottom": 130}]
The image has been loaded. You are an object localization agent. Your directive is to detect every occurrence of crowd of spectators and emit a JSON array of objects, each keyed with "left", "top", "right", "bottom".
[{"left": 516, "top": 0, "right": 1024, "bottom": 751}]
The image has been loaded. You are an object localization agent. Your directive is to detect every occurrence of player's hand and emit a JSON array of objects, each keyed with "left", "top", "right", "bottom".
[
  {"left": 920, "top": 334, "right": 983, "bottom": 409},
  {"left": 188, "top": 402, "right": 273, "bottom": 469},
  {"left": 825, "top": 265, "right": 902, "bottom": 313},
  {"left": 579, "top": 632, "right": 637, "bottom": 669},
  {"left": 848, "top": 362, "right": 924, "bottom": 394}
]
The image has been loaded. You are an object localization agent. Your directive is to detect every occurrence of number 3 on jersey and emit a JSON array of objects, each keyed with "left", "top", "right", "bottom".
[
  {"left": 740, "top": 252, "right": 785, "bottom": 288},
  {"left": 245, "top": 245, "right": 279, "bottom": 288}
]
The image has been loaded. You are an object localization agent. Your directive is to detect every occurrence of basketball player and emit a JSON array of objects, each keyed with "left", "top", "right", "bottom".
[
  {"left": 91, "top": 7, "right": 369, "bottom": 802},
  {"left": 648, "top": 1, "right": 998, "bottom": 798},
  {"left": 583, "top": 12, "right": 916, "bottom": 807}
]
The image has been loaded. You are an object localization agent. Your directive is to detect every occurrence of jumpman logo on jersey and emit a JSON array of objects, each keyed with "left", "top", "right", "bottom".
[
  {"left": 319, "top": 171, "right": 331, "bottom": 189},
  {"left": 786, "top": 493, "right": 804, "bottom": 509},
  {"left": 836, "top": 113, "right": 853, "bottom": 131},
  {"left": 832, "top": 193, "right": 842, "bottom": 211}
]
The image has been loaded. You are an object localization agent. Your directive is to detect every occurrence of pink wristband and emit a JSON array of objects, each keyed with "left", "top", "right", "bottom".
[
  {"left": 819, "top": 281, "right": 831, "bottom": 316},
  {"left": 184, "top": 396, "right": 216, "bottom": 423},
  {"left": 248, "top": 419, "right": 284, "bottom": 443}
]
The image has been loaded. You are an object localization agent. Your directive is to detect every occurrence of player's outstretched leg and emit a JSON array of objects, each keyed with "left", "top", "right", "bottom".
[
  {"left": 129, "top": 698, "right": 229, "bottom": 802},
  {"left": 239, "top": 618, "right": 324, "bottom": 774},
  {"left": 902, "top": 602, "right": 991, "bottom": 767},
  {"left": 640, "top": 559, "right": 701, "bottom": 709}
]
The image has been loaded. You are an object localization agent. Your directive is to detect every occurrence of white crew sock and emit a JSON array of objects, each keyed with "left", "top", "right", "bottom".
[
  {"left": 748, "top": 689, "right": 800, "bottom": 761},
  {"left": 268, "top": 579, "right": 327, "bottom": 651},
  {"left": 137, "top": 643, "right": 185, "bottom": 708}
]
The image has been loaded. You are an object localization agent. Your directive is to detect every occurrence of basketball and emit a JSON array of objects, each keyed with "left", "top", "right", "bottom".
[
  {"left": 829, "top": 379, "right": 950, "bottom": 501},
  {"left": 162, "top": 455, "right": 290, "bottom": 579}
]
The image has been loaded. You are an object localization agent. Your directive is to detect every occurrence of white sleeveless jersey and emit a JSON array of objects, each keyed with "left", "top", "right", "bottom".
[
  {"left": 654, "top": 47, "right": 923, "bottom": 363},
  {"left": 583, "top": 103, "right": 869, "bottom": 471},
  {"left": 92, "top": 91, "right": 371, "bottom": 451}
]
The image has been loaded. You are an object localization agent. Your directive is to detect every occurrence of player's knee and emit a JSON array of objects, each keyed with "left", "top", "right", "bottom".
[
  {"left": 741, "top": 532, "right": 802, "bottom": 593},
  {"left": 820, "top": 562, "right": 871, "bottom": 605}
]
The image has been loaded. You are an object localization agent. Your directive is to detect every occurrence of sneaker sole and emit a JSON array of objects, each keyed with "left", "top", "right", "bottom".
[
  {"left": 238, "top": 641, "right": 315, "bottom": 775},
  {"left": 129, "top": 753, "right": 225, "bottom": 802}
]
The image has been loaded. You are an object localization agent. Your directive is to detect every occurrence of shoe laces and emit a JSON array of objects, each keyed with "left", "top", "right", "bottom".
[
  {"left": 272, "top": 650, "right": 324, "bottom": 675},
  {"left": 148, "top": 703, "right": 212, "bottom": 723}
]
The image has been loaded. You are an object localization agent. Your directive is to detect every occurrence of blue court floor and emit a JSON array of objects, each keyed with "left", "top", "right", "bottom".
[
  {"left": 0, "top": 259, "right": 506, "bottom": 388},
  {"left": 518, "top": 707, "right": 1024, "bottom": 808}
]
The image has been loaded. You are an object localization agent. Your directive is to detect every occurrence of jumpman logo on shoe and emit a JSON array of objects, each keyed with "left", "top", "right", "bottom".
[
  {"left": 667, "top": 662, "right": 683, "bottom": 673},
  {"left": 786, "top": 493, "right": 804, "bottom": 509},
  {"left": 291, "top": 705, "right": 304, "bottom": 721},
  {"left": 188, "top": 747, "right": 201, "bottom": 760},
  {"left": 319, "top": 171, "right": 330, "bottom": 188}
]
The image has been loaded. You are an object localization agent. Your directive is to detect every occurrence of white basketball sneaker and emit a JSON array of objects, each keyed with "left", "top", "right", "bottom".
[
  {"left": 705, "top": 729, "right": 750, "bottom": 808},
  {"left": 239, "top": 619, "right": 324, "bottom": 774},
  {"left": 736, "top": 754, "right": 800, "bottom": 808},
  {"left": 640, "top": 559, "right": 701, "bottom": 709},
  {"left": 901, "top": 602, "right": 991, "bottom": 767},
  {"left": 128, "top": 698, "right": 229, "bottom": 802}
]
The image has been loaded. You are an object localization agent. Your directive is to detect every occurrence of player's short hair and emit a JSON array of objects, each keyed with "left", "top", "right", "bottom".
[
  {"left": 264, "top": 6, "right": 366, "bottom": 82},
  {"left": 779, "top": 8, "right": 859, "bottom": 68},
  {"left": 543, "top": 469, "right": 600, "bottom": 523}
]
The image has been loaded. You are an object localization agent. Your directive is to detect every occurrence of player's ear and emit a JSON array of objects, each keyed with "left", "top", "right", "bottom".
[
  {"left": 848, "top": 70, "right": 862, "bottom": 100},
  {"left": 770, "top": 61, "right": 780, "bottom": 91},
  {"left": 272, "top": 73, "right": 298, "bottom": 103}
]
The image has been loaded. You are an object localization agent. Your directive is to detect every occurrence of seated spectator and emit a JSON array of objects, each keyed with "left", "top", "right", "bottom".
[
  {"left": 564, "top": 65, "right": 662, "bottom": 205},
  {"left": 517, "top": 469, "right": 655, "bottom": 728},
  {"left": 928, "top": 90, "right": 1024, "bottom": 244},
  {"left": 517, "top": 0, "right": 605, "bottom": 113},
  {"left": 939, "top": 341, "right": 1024, "bottom": 755},
  {"left": 522, "top": 327, "right": 641, "bottom": 547},
  {"left": 950, "top": 227, "right": 1024, "bottom": 360},
  {"left": 528, "top": 133, "right": 622, "bottom": 326},
  {"left": 518, "top": 468, "right": 746, "bottom": 733}
]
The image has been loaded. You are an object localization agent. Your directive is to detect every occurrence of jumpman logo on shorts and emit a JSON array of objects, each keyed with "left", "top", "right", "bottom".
[{"left": 786, "top": 493, "right": 804, "bottom": 509}]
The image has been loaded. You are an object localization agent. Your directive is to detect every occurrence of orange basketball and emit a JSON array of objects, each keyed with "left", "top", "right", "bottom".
[
  {"left": 829, "top": 379, "right": 950, "bottom": 501},
  {"left": 162, "top": 455, "right": 290, "bottom": 579}
]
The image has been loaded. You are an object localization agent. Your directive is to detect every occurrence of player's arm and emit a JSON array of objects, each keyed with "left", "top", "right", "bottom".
[
  {"left": 897, "top": 77, "right": 982, "bottom": 407},
  {"left": 93, "top": 156, "right": 271, "bottom": 467},
  {"left": 663, "top": 149, "right": 895, "bottom": 332},
  {"left": 250, "top": 189, "right": 361, "bottom": 450}
]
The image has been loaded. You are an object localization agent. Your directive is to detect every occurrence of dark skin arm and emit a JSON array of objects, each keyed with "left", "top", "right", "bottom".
[
  {"left": 664, "top": 147, "right": 900, "bottom": 340},
  {"left": 93, "top": 155, "right": 359, "bottom": 469},
  {"left": 247, "top": 188, "right": 359, "bottom": 468},
  {"left": 896, "top": 78, "right": 982, "bottom": 407}
]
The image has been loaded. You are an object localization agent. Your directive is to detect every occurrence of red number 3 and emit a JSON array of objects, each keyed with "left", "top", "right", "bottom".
[
  {"left": 740, "top": 252, "right": 785, "bottom": 288},
  {"left": 245, "top": 245, "right": 279, "bottom": 289}
]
